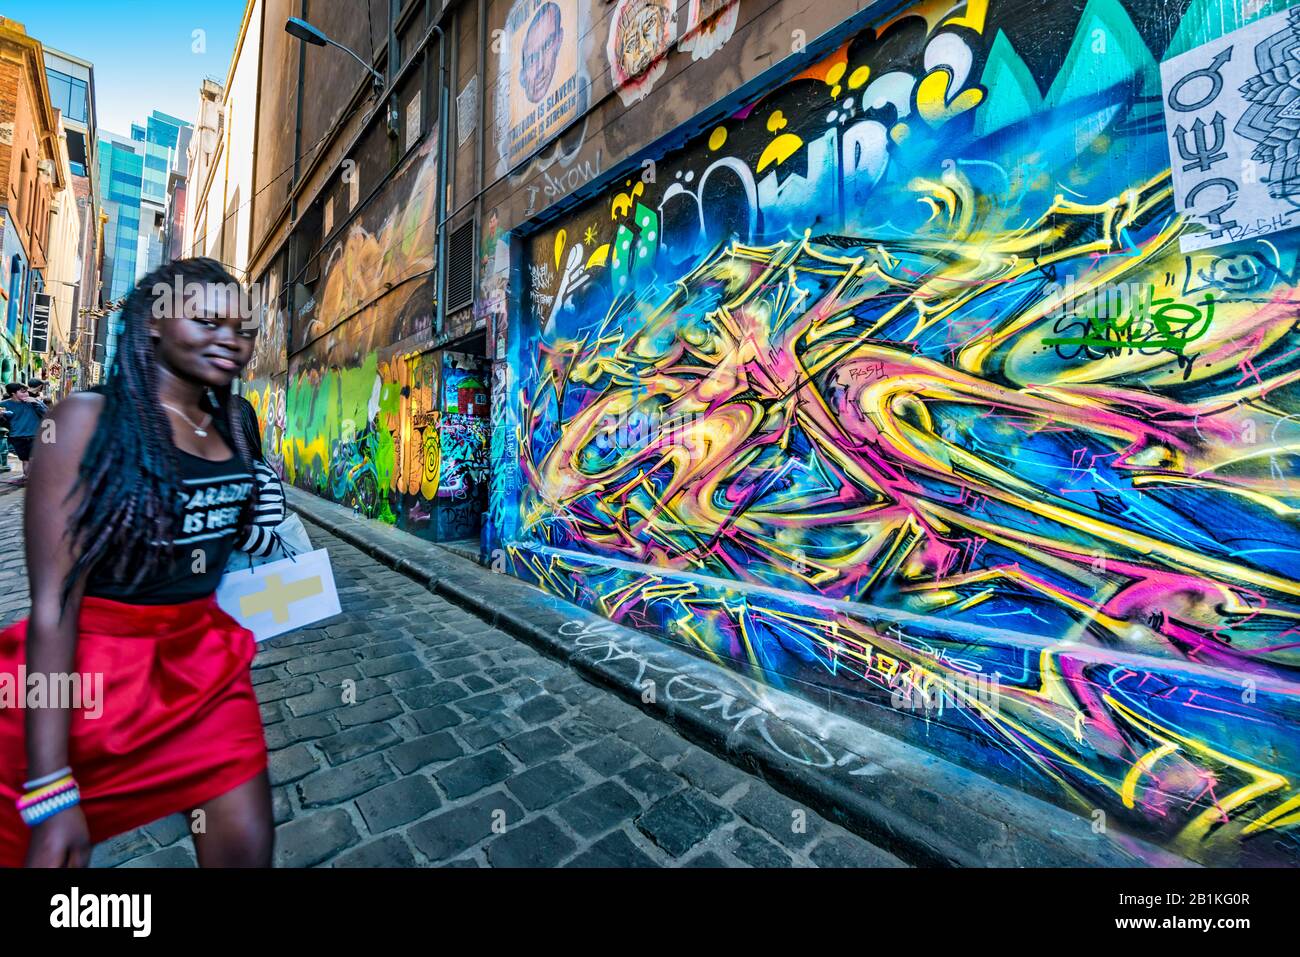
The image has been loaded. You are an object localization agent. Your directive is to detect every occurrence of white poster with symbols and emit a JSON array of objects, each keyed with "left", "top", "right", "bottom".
[{"left": 1160, "top": 9, "right": 1300, "bottom": 252}]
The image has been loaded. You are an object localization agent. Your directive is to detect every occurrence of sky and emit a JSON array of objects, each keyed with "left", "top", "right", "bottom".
[{"left": 4, "top": 0, "right": 248, "bottom": 138}]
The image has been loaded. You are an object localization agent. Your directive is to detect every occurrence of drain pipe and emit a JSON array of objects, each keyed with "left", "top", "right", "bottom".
[{"left": 431, "top": 8, "right": 451, "bottom": 336}]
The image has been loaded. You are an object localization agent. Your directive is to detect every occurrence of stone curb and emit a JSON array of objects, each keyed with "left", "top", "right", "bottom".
[{"left": 286, "top": 488, "right": 1193, "bottom": 868}]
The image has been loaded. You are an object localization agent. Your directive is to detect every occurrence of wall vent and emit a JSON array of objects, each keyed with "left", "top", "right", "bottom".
[{"left": 444, "top": 219, "right": 475, "bottom": 314}]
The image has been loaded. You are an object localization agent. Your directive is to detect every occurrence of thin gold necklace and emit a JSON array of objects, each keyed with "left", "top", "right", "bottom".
[{"left": 160, "top": 402, "right": 212, "bottom": 438}]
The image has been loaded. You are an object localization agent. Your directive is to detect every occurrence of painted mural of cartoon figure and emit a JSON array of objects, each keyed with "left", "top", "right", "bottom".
[{"left": 521, "top": 1, "right": 563, "bottom": 103}]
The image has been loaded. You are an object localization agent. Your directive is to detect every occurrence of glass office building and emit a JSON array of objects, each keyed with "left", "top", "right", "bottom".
[
  {"left": 97, "top": 112, "right": 192, "bottom": 365},
  {"left": 98, "top": 132, "right": 143, "bottom": 302}
]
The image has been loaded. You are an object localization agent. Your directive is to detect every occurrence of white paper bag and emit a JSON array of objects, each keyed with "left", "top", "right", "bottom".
[{"left": 216, "top": 547, "right": 342, "bottom": 643}]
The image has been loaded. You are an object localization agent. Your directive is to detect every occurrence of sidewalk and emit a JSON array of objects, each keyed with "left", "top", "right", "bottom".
[{"left": 287, "top": 488, "right": 1193, "bottom": 868}]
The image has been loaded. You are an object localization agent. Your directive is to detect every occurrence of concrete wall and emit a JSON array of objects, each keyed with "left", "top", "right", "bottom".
[{"left": 487, "top": 0, "right": 1300, "bottom": 865}]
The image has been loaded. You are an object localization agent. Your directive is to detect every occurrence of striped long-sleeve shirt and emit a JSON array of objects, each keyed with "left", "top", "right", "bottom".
[{"left": 239, "top": 460, "right": 287, "bottom": 558}]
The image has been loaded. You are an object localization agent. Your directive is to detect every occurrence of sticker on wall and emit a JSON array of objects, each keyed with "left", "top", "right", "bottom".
[
  {"left": 406, "top": 90, "right": 422, "bottom": 149},
  {"left": 677, "top": 0, "right": 738, "bottom": 61},
  {"left": 495, "top": 0, "right": 590, "bottom": 172},
  {"left": 457, "top": 76, "right": 477, "bottom": 147},
  {"left": 608, "top": 0, "right": 678, "bottom": 106},
  {"left": 1160, "top": 8, "right": 1300, "bottom": 251}
]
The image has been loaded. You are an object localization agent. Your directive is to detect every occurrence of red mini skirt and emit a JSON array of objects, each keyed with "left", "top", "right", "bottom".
[{"left": 0, "top": 594, "right": 267, "bottom": 866}]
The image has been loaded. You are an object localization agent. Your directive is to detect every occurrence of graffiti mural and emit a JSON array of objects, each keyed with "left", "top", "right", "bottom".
[
  {"left": 501, "top": 0, "right": 1300, "bottom": 864},
  {"left": 1160, "top": 7, "right": 1300, "bottom": 251},
  {"left": 279, "top": 138, "right": 461, "bottom": 536},
  {"left": 244, "top": 378, "right": 287, "bottom": 474},
  {"left": 438, "top": 353, "right": 490, "bottom": 540}
]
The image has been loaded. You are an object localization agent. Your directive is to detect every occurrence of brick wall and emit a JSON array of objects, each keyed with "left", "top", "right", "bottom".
[
  {"left": 0, "top": 56, "right": 19, "bottom": 207},
  {"left": 0, "top": 34, "right": 55, "bottom": 270}
]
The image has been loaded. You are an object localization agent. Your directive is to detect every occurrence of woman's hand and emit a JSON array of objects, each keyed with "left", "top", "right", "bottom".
[{"left": 24, "top": 807, "right": 92, "bottom": 867}]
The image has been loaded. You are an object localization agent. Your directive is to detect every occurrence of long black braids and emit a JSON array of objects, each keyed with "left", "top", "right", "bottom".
[{"left": 62, "top": 257, "right": 255, "bottom": 605}]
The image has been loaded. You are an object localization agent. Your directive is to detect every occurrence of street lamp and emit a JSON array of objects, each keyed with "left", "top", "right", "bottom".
[{"left": 285, "top": 17, "right": 385, "bottom": 97}]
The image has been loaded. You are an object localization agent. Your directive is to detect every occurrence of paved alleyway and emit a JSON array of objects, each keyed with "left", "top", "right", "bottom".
[{"left": 0, "top": 474, "right": 904, "bottom": 868}]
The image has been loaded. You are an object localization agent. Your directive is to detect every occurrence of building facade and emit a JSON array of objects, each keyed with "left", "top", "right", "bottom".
[
  {"left": 182, "top": 0, "right": 262, "bottom": 280},
  {"left": 233, "top": 0, "right": 1300, "bottom": 866},
  {"left": 132, "top": 111, "right": 189, "bottom": 279},
  {"left": 42, "top": 113, "right": 81, "bottom": 398},
  {"left": 0, "top": 17, "right": 65, "bottom": 385},
  {"left": 245, "top": 0, "right": 457, "bottom": 540},
  {"left": 43, "top": 46, "right": 100, "bottom": 391}
]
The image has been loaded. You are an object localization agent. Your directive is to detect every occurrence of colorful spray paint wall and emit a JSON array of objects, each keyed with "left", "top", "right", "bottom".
[
  {"left": 244, "top": 136, "right": 488, "bottom": 542},
  {"left": 495, "top": 0, "right": 1300, "bottom": 864},
  {"left": 438, "top": 352, "right": 491, "bottom": 540}
]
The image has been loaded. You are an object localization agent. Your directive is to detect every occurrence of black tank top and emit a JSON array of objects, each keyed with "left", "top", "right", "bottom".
[{"left": 84, "top": 449, "right": 255, "bottom": 605}]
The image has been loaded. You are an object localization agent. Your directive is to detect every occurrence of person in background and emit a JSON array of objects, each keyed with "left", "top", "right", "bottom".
[
  {"left": 0, "top": 401, "right": 11, "bottom": 473},
  {"left": 25, "top": 380, "right": 49, "bottom": 414},
  {"left": 0, "top": 384, "right": 45, "bottom": 481}
]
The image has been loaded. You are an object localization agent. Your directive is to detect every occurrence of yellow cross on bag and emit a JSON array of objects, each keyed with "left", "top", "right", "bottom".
[{"left": 239, "top": 573, "right": 325, "bottom": 624}]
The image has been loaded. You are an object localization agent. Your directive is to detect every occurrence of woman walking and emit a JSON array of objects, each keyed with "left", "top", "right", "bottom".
[{"left": 0, "top": 258, "right": 272, "bottom": 867}]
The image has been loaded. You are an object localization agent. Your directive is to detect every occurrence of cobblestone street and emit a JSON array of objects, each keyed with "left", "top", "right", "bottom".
[{"left": 0, "top": 474, "right": 904, "bottom": 868}]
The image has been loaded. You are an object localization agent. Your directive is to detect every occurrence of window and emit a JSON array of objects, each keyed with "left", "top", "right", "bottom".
[
  {"left": 444, "top": 220, "right": 475, "bottom": 313},
  {"left": 46, "top": 69, "right": 88, "bottom": 124},
  {"left": 66, "top": 130, "right": 89, "bottom": 174},
  {"left": 17, "top": 153, "right": 29, "bottom": 225},
  {"left": 109, "top": 171, "right": 141, "bottom": 203},
  {"left": 47, "top": 69, "right": 71, "bottom": 113},
  {"left": 287, "top": 201, "right": 325, "bottom": 346},
  {"left": 397, "top": 0, "right": 425, "bottom": 72},
  {"left": 390, "top": 0, "right": 404, "bottom": 68}
]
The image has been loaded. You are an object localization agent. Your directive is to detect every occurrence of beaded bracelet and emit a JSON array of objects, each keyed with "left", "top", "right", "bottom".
[
  {"left": 16, "top": 774, "right": 81, "bottom": 827},
  {"left": 23, "top": 766, "right": 72, "bottom": 790}
]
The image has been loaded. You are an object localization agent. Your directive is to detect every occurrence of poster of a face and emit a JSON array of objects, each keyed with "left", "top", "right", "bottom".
[
  {"left": 608, "top": 0, "right": 677, "bottom": 106},
  {"left": 497, "top": 0, "right": 589, "bottom": 172}
]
